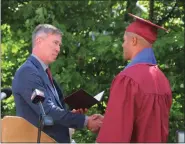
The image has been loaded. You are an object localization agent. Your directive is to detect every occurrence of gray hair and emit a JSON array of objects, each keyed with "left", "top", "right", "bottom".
[{"left": 32, "top": 24, "right": 62, "bottom": 46}]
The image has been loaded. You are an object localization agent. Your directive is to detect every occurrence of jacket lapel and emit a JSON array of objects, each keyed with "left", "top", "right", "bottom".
[
  {"left": 28, "top": 56, "right": 63, "bottom": 108},
  {"left": 53, "top": 79, "right": 66, "bottom": 109}
]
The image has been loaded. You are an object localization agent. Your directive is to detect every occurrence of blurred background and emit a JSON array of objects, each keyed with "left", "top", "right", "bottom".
[{"left": 1, "top": 0, "right": 184, "bottom": 142}]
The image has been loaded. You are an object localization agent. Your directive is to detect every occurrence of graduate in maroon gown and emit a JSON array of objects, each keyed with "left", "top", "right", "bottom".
[{"left": 96, "top": 13, "right": 172, "bottom": 143}]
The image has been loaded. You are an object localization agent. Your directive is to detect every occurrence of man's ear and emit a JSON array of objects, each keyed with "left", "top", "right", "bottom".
[
  {"left": 35, "top": 37, "right": 42, "bottom": 45},
  {"left": 132, "top": 36, "right": 137, "bottom": 46}
]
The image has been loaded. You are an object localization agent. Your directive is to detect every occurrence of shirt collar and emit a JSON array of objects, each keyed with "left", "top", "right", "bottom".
[{"left": 31, "top": 54, "right": 48, "bottom": 71}]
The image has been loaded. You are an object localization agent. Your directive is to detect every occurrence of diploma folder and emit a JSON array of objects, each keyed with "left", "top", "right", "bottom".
[{"left": 64, "top": 89, "right": 104, "bottom": 109}]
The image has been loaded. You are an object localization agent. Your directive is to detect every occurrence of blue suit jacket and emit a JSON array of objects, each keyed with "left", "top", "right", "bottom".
[{"left": 12, "top": 55, "right": 85, "bottom": 143}]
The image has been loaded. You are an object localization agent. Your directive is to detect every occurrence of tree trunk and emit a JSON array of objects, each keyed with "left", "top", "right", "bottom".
[
  {"left": 124, "top": 0, "right": 138, "bottom": 21},
  {"left": 183, "top": 1, "right": 185, "bottom": 81},
  {"left": 149, "top": 0, "right": 154, "bottom": 21}
]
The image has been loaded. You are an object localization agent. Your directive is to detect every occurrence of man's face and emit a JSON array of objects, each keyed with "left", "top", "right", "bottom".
[
  {"left": 39, "top": 34, "right": 62, "bottom": 64},
  {"left": 122, "top": 33, "right": 132, "bottom": 60}
]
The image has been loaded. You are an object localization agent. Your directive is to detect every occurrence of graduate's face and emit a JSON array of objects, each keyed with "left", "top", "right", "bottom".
[
  {"left": 122, "top": 33, "right": 133, "bottom": 60},
  {"left": 37, "top": 34, "right": 62, "bottom": 64}
]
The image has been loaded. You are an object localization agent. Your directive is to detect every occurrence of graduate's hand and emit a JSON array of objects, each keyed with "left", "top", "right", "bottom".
[
  {"left": 87, "top": 114, "right": 103, "bottom": 133},
  {"left": 71, "top": 108, "right": 88, "bottom": 114}
]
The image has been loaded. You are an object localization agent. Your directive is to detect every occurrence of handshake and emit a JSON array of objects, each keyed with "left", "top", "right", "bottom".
[
  {"left": 86, "top": 114, "right": 104, "bottom": 133},
  {"left": 71, "top": 109, "right": 104, "bottom": 133}
]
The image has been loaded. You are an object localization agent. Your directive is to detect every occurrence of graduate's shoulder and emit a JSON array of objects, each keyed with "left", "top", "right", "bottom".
[
  {"left": 119, "top": 64, "right": 170, "bottom": 93},
  {"left": 119, "top": 63, "right": 168, "bottom": 85},
  {"left": 122, "top": 63, "right": 160, "bottom": 78}
]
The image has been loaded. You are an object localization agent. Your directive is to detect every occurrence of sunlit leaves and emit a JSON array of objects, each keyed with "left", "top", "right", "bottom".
[{"left": 1, "top": 0, "right": 184, "bottom": 142}]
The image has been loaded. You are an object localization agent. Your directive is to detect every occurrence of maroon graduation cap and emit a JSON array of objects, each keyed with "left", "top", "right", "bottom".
[{"left": 126, "top": 13, "right": 168, "bottom": 44}]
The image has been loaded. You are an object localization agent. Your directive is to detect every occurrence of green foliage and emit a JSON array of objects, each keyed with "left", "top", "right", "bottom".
[
  {"left": 1, "top": 0, "right": 184, "bottom": 143},
  {"left": 1, "top": 24, "right": 29, "bottom": 87},
  {"left": 1, "top": 24, "right": 29, "bottom": 117},
  {"left": 1, "top": 97, "right": 16, "bottom": 117}
]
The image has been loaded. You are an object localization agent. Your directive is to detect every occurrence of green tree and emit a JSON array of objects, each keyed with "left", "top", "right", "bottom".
[{"left": 1, "top": 0, "right": 184, "bottom": 142}]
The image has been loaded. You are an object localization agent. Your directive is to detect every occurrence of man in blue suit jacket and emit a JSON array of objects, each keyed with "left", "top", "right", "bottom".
[{"left": 12, "top": 24, "right": 103, "bottom": 143}]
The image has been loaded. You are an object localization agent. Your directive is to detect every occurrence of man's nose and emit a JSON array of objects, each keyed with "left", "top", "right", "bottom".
[{"left": 56, "top": 46, "right": 60, "bottom": 53}]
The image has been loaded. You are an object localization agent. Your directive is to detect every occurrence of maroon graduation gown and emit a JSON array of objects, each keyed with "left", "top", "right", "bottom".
[{"left": 96, "top": 64, "right": 172, "bottom": 143}]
